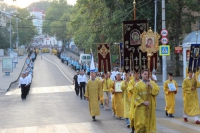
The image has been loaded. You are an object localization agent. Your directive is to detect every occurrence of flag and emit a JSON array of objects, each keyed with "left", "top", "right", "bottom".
[{"left": 90, "top": 49, "right": 95, "bottom": 72}]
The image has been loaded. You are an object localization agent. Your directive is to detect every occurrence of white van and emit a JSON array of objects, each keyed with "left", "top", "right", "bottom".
[{"left": 79, "top": 54, "right": 91, "bottom": 64}]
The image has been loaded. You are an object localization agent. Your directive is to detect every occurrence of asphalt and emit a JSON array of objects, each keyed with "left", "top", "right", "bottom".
[{"left": 0, "top": 53, "right": 200, "bottom": 133}]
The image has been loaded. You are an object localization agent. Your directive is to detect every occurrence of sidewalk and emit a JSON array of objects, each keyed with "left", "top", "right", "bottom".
[{"left": 0, "top": 55, "right": 27, "bottom": 92}]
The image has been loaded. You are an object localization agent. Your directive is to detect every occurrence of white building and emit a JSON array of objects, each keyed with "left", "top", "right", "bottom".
[{"left": 30, "top": 8, "right": 45, "bottom": 35}]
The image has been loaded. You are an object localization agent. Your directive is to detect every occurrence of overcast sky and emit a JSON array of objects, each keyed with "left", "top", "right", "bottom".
[{"left": 3, "top": 0, "right": 76, "bottom": 8}]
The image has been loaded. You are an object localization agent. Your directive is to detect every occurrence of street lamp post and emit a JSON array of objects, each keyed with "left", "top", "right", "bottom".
[
  {"left": 9, "top": 16, "right": 12, "bottom": 52},
  {"left": 16, "top": 18, "right": 19, "bottom": 49}
]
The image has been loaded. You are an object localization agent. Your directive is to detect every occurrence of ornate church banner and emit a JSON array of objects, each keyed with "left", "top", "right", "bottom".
[
  {"left": 122, "top": 20, "right": 148, "bottom": 72},
  {"left": 188, "top": 44, "right": 200, "bottom": 72},
  {"left": 97, "top": 43, "right": 111, "bottom": 73}
]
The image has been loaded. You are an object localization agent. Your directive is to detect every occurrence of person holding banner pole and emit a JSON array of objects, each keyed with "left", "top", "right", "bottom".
[
  {"left": 133, "top": 69, "right": 159, "bottom": 133},
  {"left": 182, "top": 70, "right": 200, "bottom": 124},
  {"left": 163, "top": 72, "right": 178, "bottom": 117}
]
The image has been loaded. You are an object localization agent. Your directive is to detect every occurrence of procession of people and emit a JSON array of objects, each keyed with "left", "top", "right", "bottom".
[
  {"left": 71, "top": 58, "right": 200, "bottom": 133},
  {"left": 19, "top": 50, "right": 35, "bottom": 100},
  {"left": 19, "top": 46, "right": 200, "bottom": 133}
]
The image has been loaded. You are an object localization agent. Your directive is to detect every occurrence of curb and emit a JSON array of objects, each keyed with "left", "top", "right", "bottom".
[{"left": 0, "top": 56, "right": 28, "bottom": 93}]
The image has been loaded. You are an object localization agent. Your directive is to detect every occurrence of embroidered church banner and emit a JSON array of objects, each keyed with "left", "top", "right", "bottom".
[
  {"left": 188, "top": 44, "right": 200, "bottom": 72},
  {"left": 97, "top": 43, "right": 111, "bottom": 73},
  {"left": 123, "top": 20, "right": 149, "bottom": 72}
]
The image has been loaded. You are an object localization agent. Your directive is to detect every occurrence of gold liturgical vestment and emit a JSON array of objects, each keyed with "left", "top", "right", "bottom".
[
  {"left": 85, "top": 79, "right": 103, "bottom": 116},
  {"left": 121, "top": 80, "right": 130, "bottom": 118},
  {"left": 110, "top": 81, "right": 124, "bottom": 117},
  {"left": 163, "top": 79, "right": 178, "bottom": 114},
  {"left": 128, "top": 79, "right": 140, "bottom": 128},
  {"left": 134, "top": 80, "right": 159, "bottom": 133},
  {"left": 182, "top": 77, "right": 200, "bottom": 116}
]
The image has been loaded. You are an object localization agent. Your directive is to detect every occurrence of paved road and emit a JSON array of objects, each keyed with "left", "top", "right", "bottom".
[{"left": 0, "top": 53, "right": 200, "bottom": 133}]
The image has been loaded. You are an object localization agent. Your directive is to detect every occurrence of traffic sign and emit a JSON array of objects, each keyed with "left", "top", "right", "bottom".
[
  {"left": 161, "top": 29, "right": 168, "bottom": 37},
  {"left": 174, "top": 46, "right": 182, "bottom": 54},
  {"left": 161, "top": 37, "right": 168, "bottom": 44},
  {"left": 159, "top": 45, "right": 170, "bottom": 56}
]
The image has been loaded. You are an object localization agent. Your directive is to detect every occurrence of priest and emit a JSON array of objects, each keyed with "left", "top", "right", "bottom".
[
  {"left": 121, "top": 72, "right": 131, "bottom": 128},
  {"left": 84, "top": 53, "right": 102, "bottom": 121},
  {"left": 182, "top": 69, "right": 200, "bottom": 124},
  {"left": 128, "top": 71, "right": 140, "bottom": 133},
  {"left": 133, "top": 69, "right": 159, "bottom": 132}
]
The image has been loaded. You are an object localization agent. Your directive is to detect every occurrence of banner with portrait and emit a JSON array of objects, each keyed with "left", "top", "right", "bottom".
[
  {"left": 188, "top": 44, "right": 200, "bottom": 72},
  {"left": 97, "top": 43, "right": 111, "bottom": 73},
  {"left": 122, "top": 20, "right": 149, "bottom": 72}
]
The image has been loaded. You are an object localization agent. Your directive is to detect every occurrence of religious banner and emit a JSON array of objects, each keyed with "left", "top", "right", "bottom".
[
  {"left": 188, "top": 44, "right": 200, "bottom": 72},
  {"left": 122, "top": 20, "right": 149, "bottom": 72},
  {"left": 97, "top": 43, "right": 111, "bottom": 73}
]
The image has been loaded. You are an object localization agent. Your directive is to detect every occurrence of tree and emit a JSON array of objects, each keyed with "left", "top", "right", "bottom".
[
  {"left": 166, "top": 0, "right": 200, "bottom": 76},
  {"left": 12, "top": 8, "right": 37, "bottom": 47}
]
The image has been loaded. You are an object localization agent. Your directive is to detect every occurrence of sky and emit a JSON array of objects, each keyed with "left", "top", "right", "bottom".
[{"left": 3, "top": 0, "right": 77, "bottom": 8}]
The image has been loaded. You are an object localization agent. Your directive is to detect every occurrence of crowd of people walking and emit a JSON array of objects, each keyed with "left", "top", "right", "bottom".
[
  {"left": 72, "top": 66, "right": 200, "bottom": 133},
  {"left": 19, "top": 50, "right": 35, "bottom": 100}
]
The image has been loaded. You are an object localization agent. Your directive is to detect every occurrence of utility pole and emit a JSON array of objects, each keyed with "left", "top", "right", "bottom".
[
  {"left": 154, "top": 0, "right": 157, "bottom": 32},
  {"left": 162, "top": 0, "right": 167, "bottom": 83},
  {"left": 10, "top": 17, "right": 12, "bottom": 52},
  {"left": 16, "top": 18, "right": 19, "bottom": 49}
]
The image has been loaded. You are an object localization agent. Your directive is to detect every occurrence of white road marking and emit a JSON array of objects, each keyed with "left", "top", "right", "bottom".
[{"left": 43, "top": 56, "right": 73, "bottom": 83}]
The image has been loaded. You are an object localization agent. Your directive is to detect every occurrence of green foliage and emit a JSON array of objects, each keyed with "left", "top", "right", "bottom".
[
  {"left": 12, "top": 8, "right": 37, "bottom": 47},
  {"left": 42, "top": 0, "right": 73, "bottom": 50},
  {"left": 42, "top": 0, "right": 200, "bottom": 75},
  {"left": 165, "top": 0, "right": 200, "bottom": 76}
]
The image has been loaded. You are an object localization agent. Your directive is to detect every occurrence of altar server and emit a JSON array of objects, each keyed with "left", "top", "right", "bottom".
[
  {"left": 133, "top": 69, "right": 159, "bottom": 133},
  {"left": 128, "top": 71, "right": 140, "bottom": 133},
  {"left": 102, "top": 72, "right": 113, "bottom": 110},
  {"left": 84, "top": 53, "right": 102, "bottom": 121},
  {"left": 121, "top": 73, "right": 131, "bottom": 127},
  {"left": 163, "top": 72, "right": 178, "bottom": 117},
  {"left": 182, "top": 70, "right": 200, "bottom": 124},
  {"left": 19, "top": 72, "right": 29, "bottom": 100},
  {"left": 110, "top": 72, "right": 124, "bottom": 119}
]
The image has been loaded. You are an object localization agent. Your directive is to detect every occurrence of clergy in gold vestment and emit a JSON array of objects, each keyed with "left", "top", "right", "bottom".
[
  {"left": 85, "top": 72, "right": 103, "bottom": 121},
  {"left": 182, "top": 70, "right": 200, "bottom": 124},
  {"left": 134, "top": 69, "right": 159, "bottom": 133},
  {"left": 121, "top": 73, "right": 131, "bottom": 127},
  {"left": 110, "top": 72, "right": 124, "bottom": 118},
  {"left": 163, "top": 72, "right": 178, "bottom": 117},
  {"left": 128, "top": 71, "right": 140, "bottom": 133}
]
